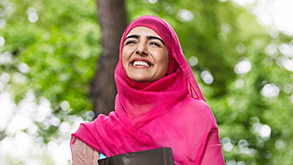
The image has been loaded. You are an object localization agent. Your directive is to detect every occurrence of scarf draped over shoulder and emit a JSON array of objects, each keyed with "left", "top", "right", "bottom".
[{"left": 70, "top": 15, "right": 224, "bottom": 165}]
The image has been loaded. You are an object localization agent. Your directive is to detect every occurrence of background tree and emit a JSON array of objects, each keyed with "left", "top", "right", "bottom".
[
  {"left": 92, "top": 0, "right": 127, "bottom": 116},
  {"left": 0, "top": 0, "right": 292, "bottom": 164}
]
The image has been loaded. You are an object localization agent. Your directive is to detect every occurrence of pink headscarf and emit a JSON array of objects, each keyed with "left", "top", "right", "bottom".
[{"left": 71, "top": 15, "right": 224, "bottom": 165}]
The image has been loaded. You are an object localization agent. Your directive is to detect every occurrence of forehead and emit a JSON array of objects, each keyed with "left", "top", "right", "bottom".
[{"left": 126, "top": 26, "right": 162, "bottom": 39}]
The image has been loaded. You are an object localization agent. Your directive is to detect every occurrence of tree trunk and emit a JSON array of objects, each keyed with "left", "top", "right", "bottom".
[{"left": 91, "top": 0, "right": 127, "bottom": 116}]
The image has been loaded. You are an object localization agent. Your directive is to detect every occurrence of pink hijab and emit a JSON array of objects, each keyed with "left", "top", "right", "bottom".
[{"left": 71, "top": 15, "right": 224, "bottom": 165}]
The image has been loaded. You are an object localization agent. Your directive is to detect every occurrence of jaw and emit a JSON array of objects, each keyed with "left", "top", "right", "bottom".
[{"left": 127, "top": 71, "right": 151, "bottom": 82}]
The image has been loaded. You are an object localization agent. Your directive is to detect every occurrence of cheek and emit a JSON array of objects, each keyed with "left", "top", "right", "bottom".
[
  {"left": 158, "top": 52, "right": 169, "bottom": 71},
  {"left": 163, "top": 59, "right": 169, "bottom": 72},
  {"left": 121, "top": 47, "right": 134, "bottom": 59},
  {"left": 121, "top": 49, "right": 129, "bottom": 64}
]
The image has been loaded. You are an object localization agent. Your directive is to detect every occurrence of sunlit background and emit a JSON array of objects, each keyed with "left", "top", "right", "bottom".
[{"left": 0, "top": 0, "right": 293, "bottom": 164}]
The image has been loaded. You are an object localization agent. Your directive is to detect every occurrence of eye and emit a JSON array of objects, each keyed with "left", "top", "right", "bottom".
[
  {"left": 125, "top": 40, "right": 136, "bottom": 45},
  {"left": 150, "top": 42, "right": 161, "bottom": 47}
]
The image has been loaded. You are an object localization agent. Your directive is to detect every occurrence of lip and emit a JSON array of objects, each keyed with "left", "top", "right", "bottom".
[{"left": 130, "top": 58, "right": 153, "bottom": 67}]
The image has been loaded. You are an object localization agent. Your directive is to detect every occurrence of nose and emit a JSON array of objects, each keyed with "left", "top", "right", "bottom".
[{"left": 136, "top": 42, "right": 148, "bottom": 56}]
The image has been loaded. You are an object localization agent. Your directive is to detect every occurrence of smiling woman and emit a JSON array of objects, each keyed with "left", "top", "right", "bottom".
[
  {"left": 70, "top": 15, "right": 225, "bottom": 165},
  {"left": 122, "top": 27, "right": 169, "bottom": 82}
]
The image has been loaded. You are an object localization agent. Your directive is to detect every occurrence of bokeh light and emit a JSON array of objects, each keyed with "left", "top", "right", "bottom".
[
  {"left": 0, "top": 52, "right": 13, "bottom": 65},
  {"left": 275, "top": 139, "right": 286, "bottom": 150},
  {"left": 201, "top": 70, "right": 214, "bottom": 84},
  {"left": 0, "top": 36, "right": 5, "bottom": 47},
  {"left": 235, "top": 79, "right": 245, "bottom": 88},
  {"left": 18, "top": 63, "right": 30, "bottom": 74},
  {"left": 222, "top": 137, "right": 234, "bottom": 152},
  {"left": 60, "top": 101, "right": 70, "bottom": 111},
  {"left": 261, "top": 83, "right": 280, "bottom": 98},
  {"left": 177, "top": 9, "right": 194, "bottom": 22},
  {"left": 188, "top": 56, "right": 198, "bottom": 66},
  {"left": 234, "top": 59, "right": 252, "bottom": 74},
  {"left": 236, "top": 43, "right": 246, "bottom": 54},
  {"left": 221, "top": 23, "right": 231, "bottom": 34},
  {"left": 148, "top": 0, "right": 158, "bottom": 4},
  {"left": 50, "top": 117, "right": 61, "bottom": 127},
  {"left": 283, "top": 59, "right": 293, "bottom": 72},
  {"left": 27, "top": 7, "right": 38, "bottom": 23},
  {"left": 259, "top": 124, "right": 271, "bottom": 139},
  {"left": 12, "top": 73, "right": 27, "bottom": 84},
  {"left": 0, "top": 73, "right": 10, "bottom": 83},
  {"left": 265, "top": 44, "right": 278, "bottom": 57},
  {"left": 279, "top": 43, "right": 293, "bottom": 57}
]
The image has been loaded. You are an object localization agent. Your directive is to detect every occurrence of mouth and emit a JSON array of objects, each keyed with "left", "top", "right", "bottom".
[{"left": 131, "top": 60, "right": 152, "bottom": 67}]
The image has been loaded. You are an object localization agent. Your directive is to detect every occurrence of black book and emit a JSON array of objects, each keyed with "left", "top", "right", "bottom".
[{"left": 98, "top": 147, "right": 174, "bottom": 165}]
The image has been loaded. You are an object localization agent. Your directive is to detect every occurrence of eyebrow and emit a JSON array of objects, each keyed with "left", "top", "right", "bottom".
[{"left": 124, "top": 35, "right": 165, "bottom": 45}]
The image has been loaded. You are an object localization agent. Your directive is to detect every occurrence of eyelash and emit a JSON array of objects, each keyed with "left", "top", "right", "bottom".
[
  {"left": 150, "top": 42, "right": 161, "bottom": 47},
  {"left": 124, "top": 40, "right": 161, "bottom": 47},
  {"left": 125, "top": 40, "right": 136, "bottom": 45}
]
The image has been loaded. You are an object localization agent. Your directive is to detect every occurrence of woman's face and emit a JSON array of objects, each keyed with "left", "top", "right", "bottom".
[{"left": 122, "top": 26, "right": 169, "bottom": 83}]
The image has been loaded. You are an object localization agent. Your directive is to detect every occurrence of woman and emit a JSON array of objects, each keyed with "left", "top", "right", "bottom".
[{"left": 70, "top": 15, "right": 225, "bottom": 165}]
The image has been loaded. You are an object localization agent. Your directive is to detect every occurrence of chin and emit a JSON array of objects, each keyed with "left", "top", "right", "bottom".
[
  {"left": 128, "top": 75, "right": 151, "bottom": 83},
  {"left": 128, "top": 73, "right": 150, "bottom": 82},
  {"left": 131, "top": 78, "right": 149, "bottom": 83}
]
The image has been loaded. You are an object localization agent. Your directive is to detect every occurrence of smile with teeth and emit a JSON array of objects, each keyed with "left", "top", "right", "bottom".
[{"left": 132, "top": 61, "right": 150, "bottom": 67}]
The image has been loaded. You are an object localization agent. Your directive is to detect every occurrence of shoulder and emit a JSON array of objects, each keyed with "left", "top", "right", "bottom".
[
  {"left": 182, "top": 96, "right": 209, "bottom": 109},
  {"left": 180, "top": 96, "right": 214, "bottom": 116},
  {"left": 176, "top": 96, "right": 217, "bottom": 127}
]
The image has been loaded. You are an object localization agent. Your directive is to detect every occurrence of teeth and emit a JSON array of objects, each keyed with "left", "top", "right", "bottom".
[{"left": 133, "top": 61, "right": 149, "bottom": 67}]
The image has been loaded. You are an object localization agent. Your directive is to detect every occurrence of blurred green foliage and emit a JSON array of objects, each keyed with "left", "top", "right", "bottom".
[
  {"left": 1, "top": 0, "right": 293, "bottom": 164},
  {"left": 1, "top": 0, "right": 100, "bottom": 113}
]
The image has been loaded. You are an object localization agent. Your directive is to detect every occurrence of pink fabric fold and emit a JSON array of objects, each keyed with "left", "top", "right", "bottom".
[{"left": 71, "top": 15, "right": 224, "bottom": 165}]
